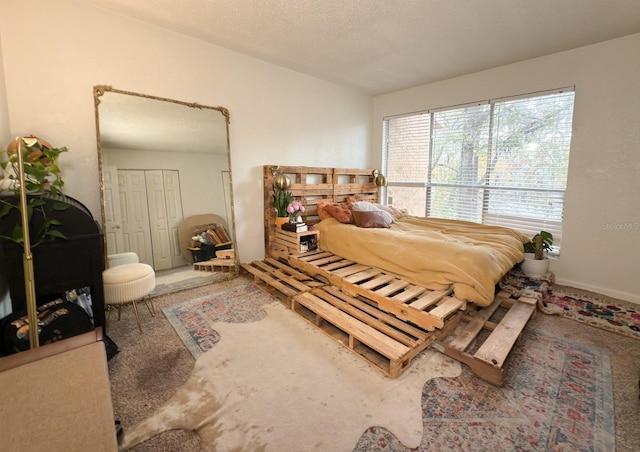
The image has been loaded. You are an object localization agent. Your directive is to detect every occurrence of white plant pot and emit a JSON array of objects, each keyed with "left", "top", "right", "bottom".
[{"left": 520, "top": 252, "right": 550, "bottom": 277}]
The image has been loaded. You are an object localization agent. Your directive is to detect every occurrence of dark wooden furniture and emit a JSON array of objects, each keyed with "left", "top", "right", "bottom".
[{"left": 0, "top": 194, "right": 106, "bottom": 331}]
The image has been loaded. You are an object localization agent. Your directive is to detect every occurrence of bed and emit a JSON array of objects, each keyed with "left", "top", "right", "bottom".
[
  {"left": 315, "top": 216, "right": 527, "bottom": 306},
  {"left": 260, "top": 165, "right": 535, "bottom": 382},
  {"left": 263, "top": 165, "right": 527, "bottom": 307}
]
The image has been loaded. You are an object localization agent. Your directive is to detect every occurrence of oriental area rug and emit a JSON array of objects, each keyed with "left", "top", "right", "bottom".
[
  {"left": 355, "top": 329, "right": 614, "bottom": 451},
  {"left": 541, "top": 289, "right": 640, "bottom": 340},
  {"left": 501, "top": 268, "right": 640, "bottom": 340},
  {"left": 120, "top": 282, "right": 616, "bottom": 451}
]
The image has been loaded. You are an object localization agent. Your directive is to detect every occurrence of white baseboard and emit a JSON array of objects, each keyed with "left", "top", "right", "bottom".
[{"left": 553, "top": 277, "right": 640, "bottom": 305}]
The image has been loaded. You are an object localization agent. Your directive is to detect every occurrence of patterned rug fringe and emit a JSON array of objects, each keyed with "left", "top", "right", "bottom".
[
  {"left": 542, "top": 289, "right": 640, "bottom": 340},
  {"left": 500, "top": 269, "right": 640, "bottom": 340}
]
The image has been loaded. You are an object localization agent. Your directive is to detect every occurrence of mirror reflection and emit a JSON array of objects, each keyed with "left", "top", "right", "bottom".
[{"left": 94, "top": 86, "right": 237, "bottom": 292}]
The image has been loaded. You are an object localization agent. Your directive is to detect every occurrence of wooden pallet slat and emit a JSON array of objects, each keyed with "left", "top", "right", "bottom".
[
  {"left": 355, "top": 287, "right": 445, "bottom": 331},
  {"left": 473, "top": 301, "right": 535, "bottom": 367},
  {"left": 285, "top": 251, "right": 463, "bottom": 331},
  {"left": 308, "top": 254, "right": 347, "bottom": 267},
  {"left": 445, "top": 297, "right": 503, "bottom": 351},
  {"left": 409, "top": 289, "right": 452, "bottom": 310},
  {"left": 263, "top": 258, "right": 321, "bottom": 284},
  {"left": 374, "top": 279, "right": 410, "bottom": 297},
  {"left": 358, "top": 274, "right": 395, "bottom": 290},
  {"left": 429, "top": 296, "right": 465, "bottom": 320},
  {"left": 294, "top": 292, "right": 410, "bottom": 360},
  {"left": 271, "top": 269, "right": 317, "bottom": 292},
  {"left": 391, "top": 285, "right": 427, "bottom": 303},
  {"left": 332, "top": 264, "right": 371, "bottom": 278},
  {"left": 320, "top": 260, "right": 358, "bottom": 272},
  {"left": 317, "top": 286, "right": 429, "bottom": 347},
  {"left": 292, "top": 289, "right": 429, "bottom": 379},
  {"left": 296, "top": 250, "right": 332, "bottom": 262},
  {"left": 433, "top": 295, "right": 536, "bottom": 386},
  {"left": 344, "top": 268, "right": 383, "bottom": 284},
  {"left": 240, "top": 260, "right": 323, "bottom": 302},
  {"left": 193, "top": 258, "right": 236, "bottom": 272}
]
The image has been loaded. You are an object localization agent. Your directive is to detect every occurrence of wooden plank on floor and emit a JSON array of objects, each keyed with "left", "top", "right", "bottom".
[
  {"left": 474, "top": 301, "right": 535, "bottom": 367},
  {"left": 322, "top": 286, "right": 430, "bottom": 342},
  {"left": 444, "top": 296, "right": 504, "bottom": 351},
  {"left": 270, "top": 270, "right": 314, "bottom": 292},
  {"left": 263, "top": 258, "right": 312, "bottom": 280},
  {"left": 295, "top": 292, "right": 410, "bottom": 360},
  {"left": 311, "top": 288, "right": 423, "bottom": 348}
]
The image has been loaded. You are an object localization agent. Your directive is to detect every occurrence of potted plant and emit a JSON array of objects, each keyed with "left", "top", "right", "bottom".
[
  {"left": 272, "top": 185, "right": 293, "bottom": 229},
  {"left": 521, "top": 230, "right": 553, "bottom": 277},
  {"left": 0, "top": 136, "right": 69, "bottom": 247}
]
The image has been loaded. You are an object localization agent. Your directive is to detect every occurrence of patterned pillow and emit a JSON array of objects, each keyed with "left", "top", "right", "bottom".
[
  {"left": 346, "top": 195, "right": 369, "bottom": 209},
  {"left": 324, "top": 203, "right": 353, "bottom": 223},
  {"left": 316, "top": 201, "right": 334, "bottom": 220}
]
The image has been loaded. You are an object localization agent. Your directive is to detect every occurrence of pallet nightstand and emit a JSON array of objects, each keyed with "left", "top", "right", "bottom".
[{"left": 275, "top": 228, "right": 319, "bottom": 255}]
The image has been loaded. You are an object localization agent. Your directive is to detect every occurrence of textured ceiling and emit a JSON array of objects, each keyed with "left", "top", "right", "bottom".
[{"left": 79, "top": 0, "right": 640, "bottom": 95}]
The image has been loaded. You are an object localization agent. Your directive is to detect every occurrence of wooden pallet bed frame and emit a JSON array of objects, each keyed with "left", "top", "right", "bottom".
[
  {"left": 258, "top": 165, "right": 536, "bottom": 385},
  {"left": 263, "top": 165, "right": 379, "bottom": 258}
]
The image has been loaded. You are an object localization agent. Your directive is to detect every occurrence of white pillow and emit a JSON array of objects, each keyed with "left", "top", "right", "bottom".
[
  {"left": 374, "top": 203, "right": 398, "bottom": 217},
  {"left": 351, "top": 201, "right": 395, "bottom": 224}
]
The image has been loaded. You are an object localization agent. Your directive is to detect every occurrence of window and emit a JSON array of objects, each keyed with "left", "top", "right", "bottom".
[{"left": 382, "top": 88, "right": 575, "bottom": 250}]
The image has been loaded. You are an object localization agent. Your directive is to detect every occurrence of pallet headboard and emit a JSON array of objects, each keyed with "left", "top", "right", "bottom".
[{"left": 263, "top": 165, "right": 381, "bottom": 257}]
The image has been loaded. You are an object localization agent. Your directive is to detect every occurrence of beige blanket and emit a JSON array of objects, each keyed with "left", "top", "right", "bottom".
[{"left": 315, "top": 216, "right": 528, "bottom": 306}]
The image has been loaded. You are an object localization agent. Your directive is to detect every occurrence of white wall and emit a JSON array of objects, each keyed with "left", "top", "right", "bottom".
[
  {"left": 374, "top": 34, "right": 640, "bottom": 303},
  {"left": 0, "top": 36, "right": 8, "bottom": 143},
  {"left": 0, "top": 35, "right": 11, "bottom": 318},
  {"left": 0, "top": 0, "right": 373, "bottom": 264}
]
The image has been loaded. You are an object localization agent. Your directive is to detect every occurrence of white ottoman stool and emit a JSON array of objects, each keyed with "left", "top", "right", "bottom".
[
  {"left": 103, "top": 263, "right": 156, "bottom": 333},
  {"left": 107, "top": 252, "right": 139, "bottom": 268}
]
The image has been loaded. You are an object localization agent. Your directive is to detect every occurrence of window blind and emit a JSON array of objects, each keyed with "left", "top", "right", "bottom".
[{"left": 383, "top": 88, "right": 575, "bottom": 250}]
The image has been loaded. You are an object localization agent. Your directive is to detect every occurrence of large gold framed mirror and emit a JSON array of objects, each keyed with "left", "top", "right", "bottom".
[{"left": 93, "top": 86, "right": 238, "bottom": 294}]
